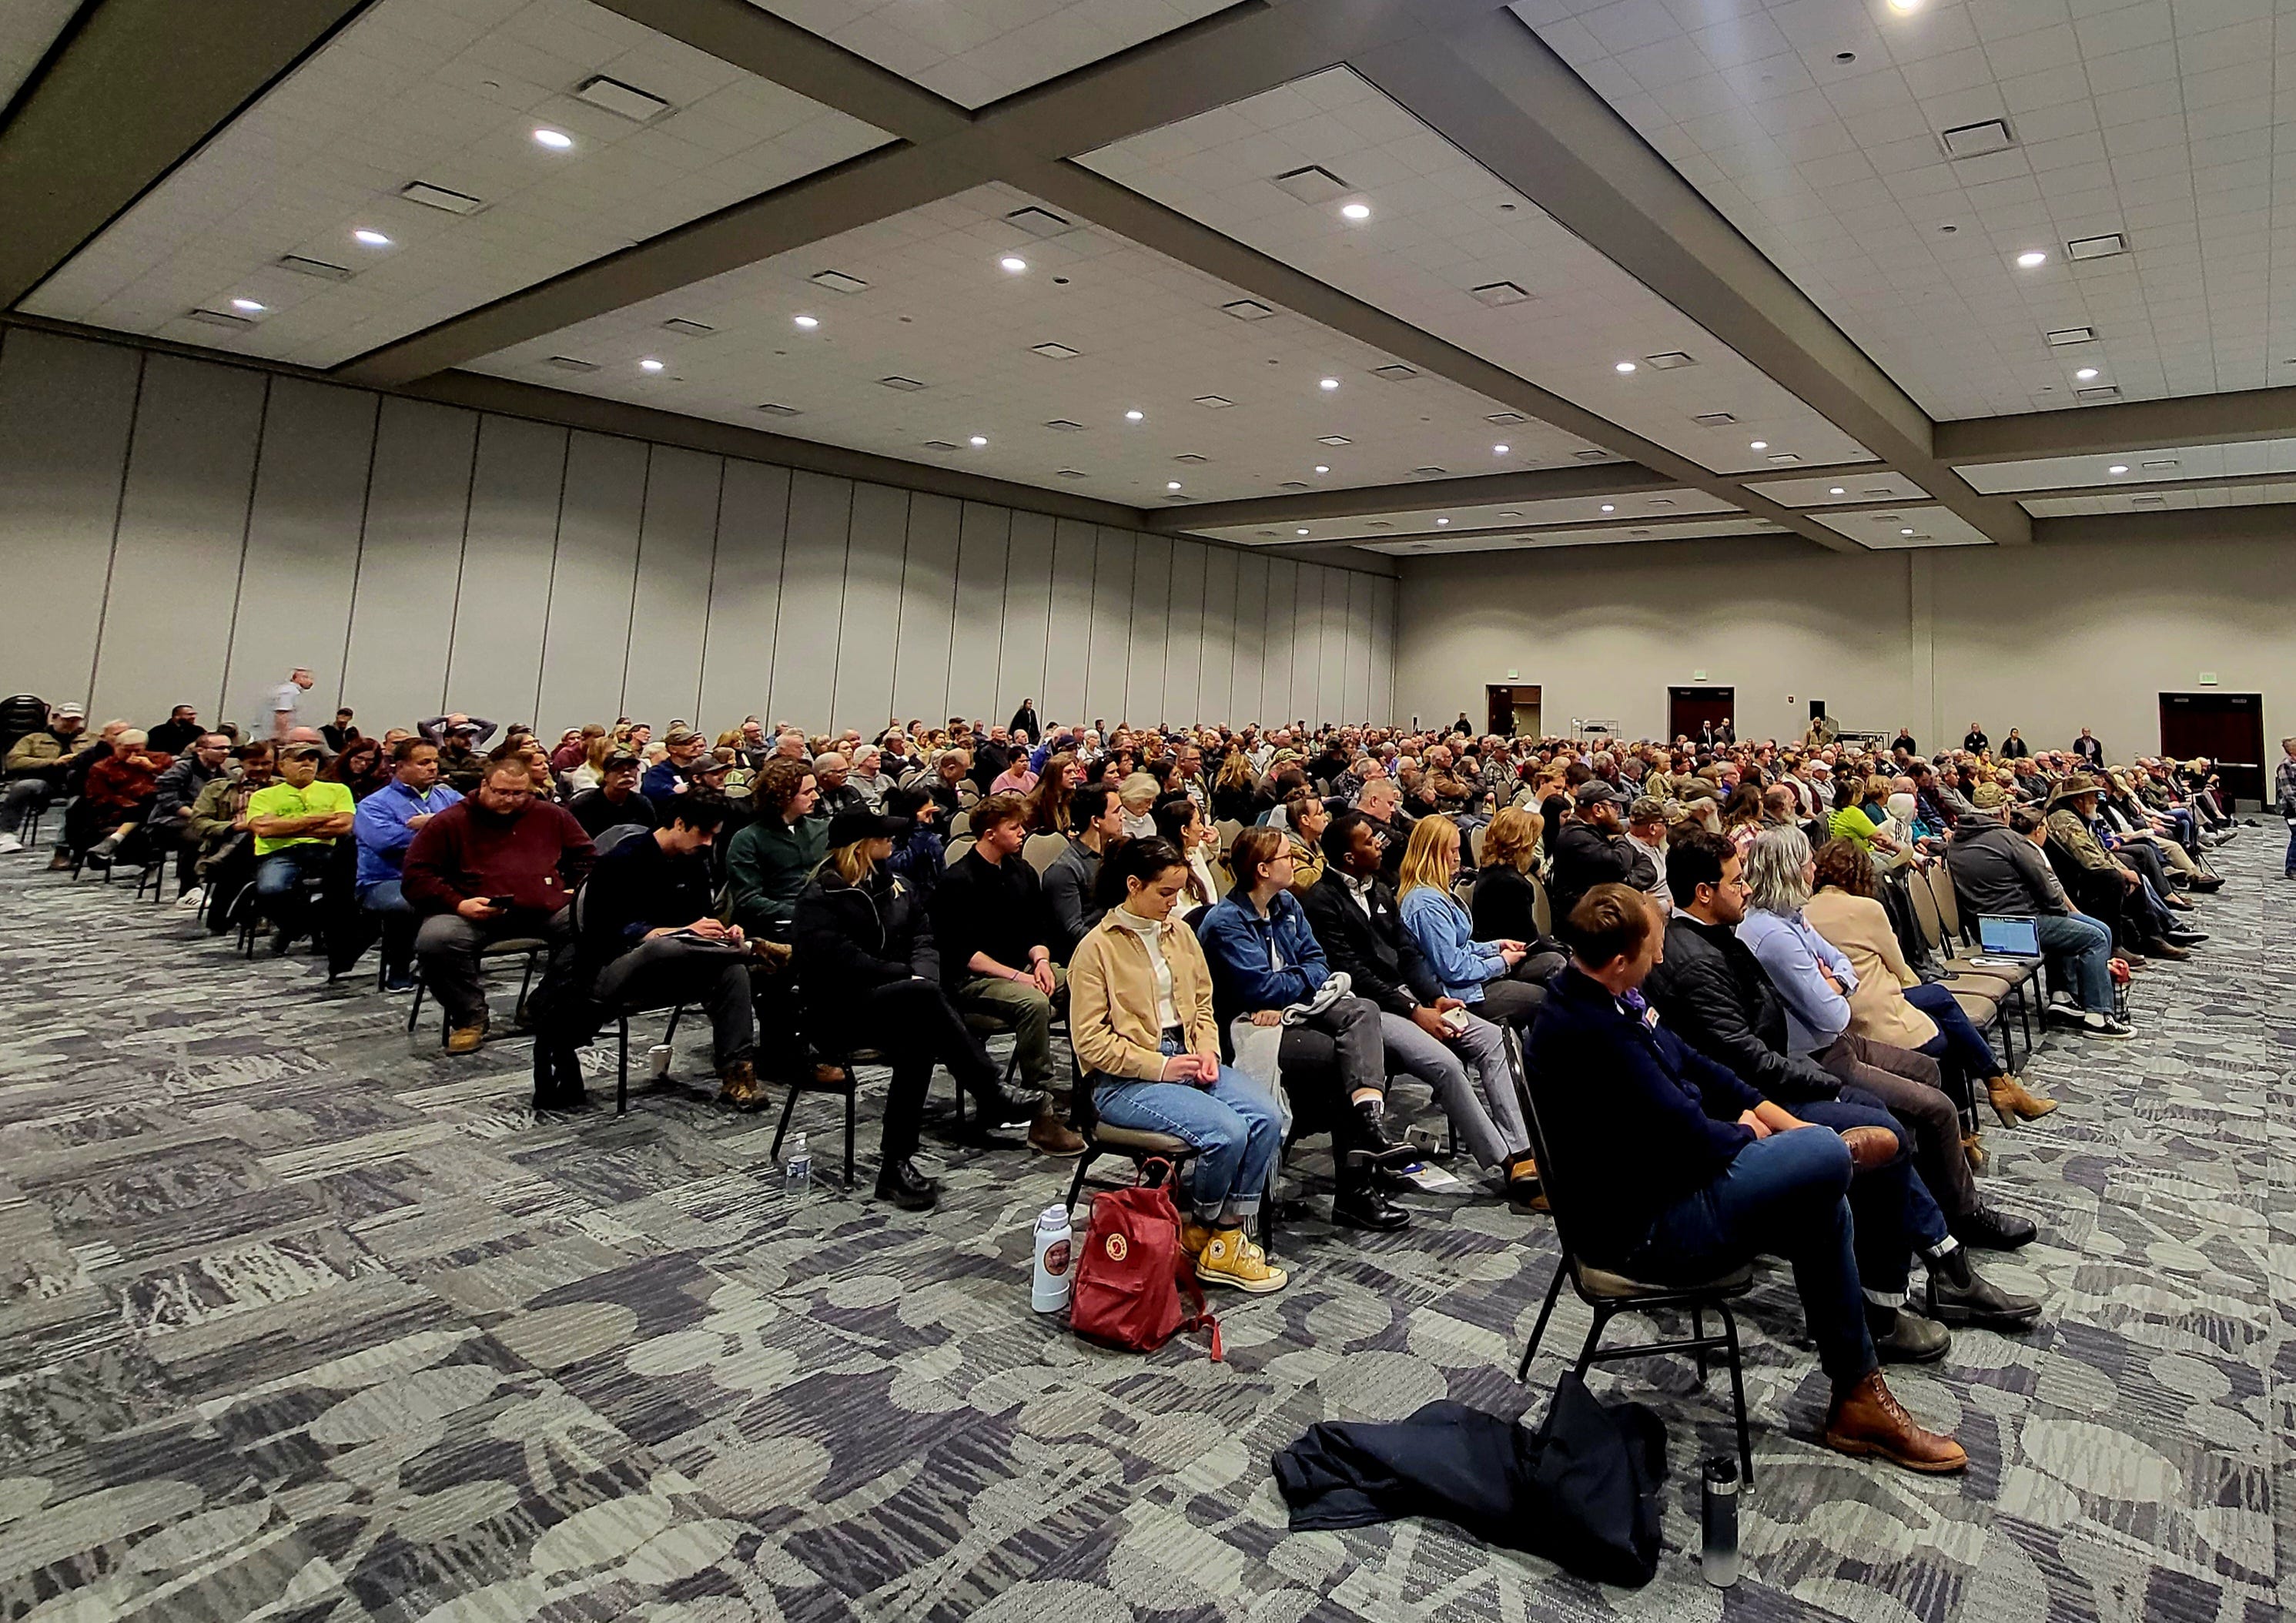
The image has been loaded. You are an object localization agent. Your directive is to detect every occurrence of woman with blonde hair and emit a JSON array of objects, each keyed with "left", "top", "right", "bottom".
[
  {"left": 1394, "top": 815, "right": 1558, "bottom": 1029},
  {"left": 1280, "top": 788, "right": 1328, "bottom": 897},
  {"left": 1211, "top": 749, "right": 1260, "bottom": 823},
  {"left": 1467, "top": 805, "right": 1561, "bottom": 955}
]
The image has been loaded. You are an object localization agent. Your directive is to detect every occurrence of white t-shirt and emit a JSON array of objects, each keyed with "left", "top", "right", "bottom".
[
  {"left": 269, "top": 681, "right": 301, "bottom": 730},
  {"left": 1111, "top": 908, "right": 1178, "bottom": 1032}
]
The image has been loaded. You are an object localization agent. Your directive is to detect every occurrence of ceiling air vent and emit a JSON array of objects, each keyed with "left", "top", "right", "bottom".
[
  {"left": 2076, "top": 384, "right": 2121, "bottom": 401},
  {"left": 278, "top": 254, "right": 352, "bottom": 281},
  {"left": 1767, "top": 453, "right": 1802, "bottom": 464},
  {"left": 1004, "top": 206, "right": 1073, "bottom": 238},
  {"left": 1573, "top": 450, "right": 1609, "bottom": 462},
  {"left": 1056, "top": 469, "right": 1088, "bottom": 479},
  {"left": 1644, "top": 351, "right": 1696, "bottom": 369},
  {"left": 400, "top": 181, "right": 484, "bottom": 215},
  {"left": 1692, "top": 411, "right": 1737, "bottom": 427},
  {"left": 922, "top": 440, "right": 961, "bottom": 451},
  {"left": 1365, "top": 521, "right": 1394, "bottom": 530},
  {"left": 1193, "top": 395, "right": 1233, "bottom": 409},
  {"left": 1222, "top": 299, "right": 1277, "bottom": 321},
  {"left": 1411, "top": 466, "right": 1448, "bottom": 477},
  {"left": 1471, "top": 281, "right": 1532, "bottom": 307},
  {"left": 186, "top": 308, "right": 254, "bottom": 330},
  {"left": 755, "top": 403, "right": 800, "bottom": 417},
  {"left": 1044, "top": 419, "right": 1085, "bottom": 432},
  {"left": 880, "top": 376, "right": 926, "bottom": 391},
  {"left": 2067, "top": 233, "right": 2127, "bottom": 260},
  {"left": 547, "top": 356, "right": 598, "bottom": 372},
  {"left": 809, "top": 269, "right": 869, "bottom": 293},
  {"left": 1318, "top": 435, "right": 1352, "bottom": 447},
  {"left": 2045, "top": 327, "right": 2095, "bottom": 346},
  {"left": 1372, "top": 363, "right": 1419, "bottom": 381},
  {"left": 1938, "top": 119, "right": 2014, "bottom": 159},
  {"left": 577, "top": 75, "right": 669, "bottom": 121},
  {"left": 1030, "top": 342, "right": 1079, "bottom": 359},
  {"left": 1487, "top": 412, "right": 1527, "bottom": 426},
  {"left": 1173, "top": 453, "right": 1208, "bottom": 464},
  {"left": 2140, "top": 458, "right": 2179, "bottom": 470},
  {"left": 662, "top": 318, "right": 714, "bottom": 336},
  {"left": 1272, "top": 165, "right": 1350, "bottom": 204},
  {"left": 2131, "top": 494, "right": 2167, "bottom": 506}
]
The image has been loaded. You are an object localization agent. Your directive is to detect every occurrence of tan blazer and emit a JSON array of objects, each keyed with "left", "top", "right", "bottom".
[
  {"left": 1068, "top": 909, "right": 1220, "bottom": 1080},
  {"left": 1802, "top": 887, "right": 1937, "bottom": 1052}
]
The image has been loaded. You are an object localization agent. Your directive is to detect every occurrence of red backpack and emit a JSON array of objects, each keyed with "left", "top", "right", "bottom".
[{"left": 1069, "top": 1161, "right": 1220, "bottom": 1360}]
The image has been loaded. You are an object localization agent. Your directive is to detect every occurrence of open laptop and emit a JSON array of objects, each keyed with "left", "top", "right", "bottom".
[{"left": 1973, "top": 915, "right": 2043, "bottom": 962}]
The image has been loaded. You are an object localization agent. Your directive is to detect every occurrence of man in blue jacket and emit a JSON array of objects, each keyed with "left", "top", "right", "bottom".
[
  {"left": 1526, "top": 882, "right": 1965, "bottom": 1474},
  {"left": 353, "top": 738, "right": 463, "bottom": 990}
]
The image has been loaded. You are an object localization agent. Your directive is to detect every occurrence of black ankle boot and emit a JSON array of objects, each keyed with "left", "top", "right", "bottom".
[
  {"left": 875, "top": 1156, "right": 939, "bottom": 1211},
  {"left": 1346, "top": 1098, "right": 1417, "bottom": 1170}
]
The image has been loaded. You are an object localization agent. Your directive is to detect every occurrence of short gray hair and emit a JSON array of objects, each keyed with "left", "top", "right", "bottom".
[{"left": 1745, "top": 823, "right": 1812, "bottom": 915}]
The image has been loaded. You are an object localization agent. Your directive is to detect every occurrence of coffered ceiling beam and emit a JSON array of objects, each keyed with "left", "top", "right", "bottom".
[
  {"left": 2030, "top": 504, "right": 2296, "bottom": 547},
  {"left": 336, "top": 0, "right": 1516, "bottom": 388},
  {"left": 1306, "top": 510, "right": 1777, "bottom": 549},
  {"left": 0, "top": 0, "right": 371, "bottom": 308},
  {"left": 1146, "top": 463, "right": 1680, "bottom": 534},
  {"left": 1347, "top": 15, "right": 2030, "bottom": 547},
  {"left": 1022, "top": 161, "right": 1860, "bottom": 554},
  {"left": 1937, "top": 386, "right": 2296, "bottom": 466},
  {"left": 1993, "top": 469, "right": 2296, "bottom": 504}
]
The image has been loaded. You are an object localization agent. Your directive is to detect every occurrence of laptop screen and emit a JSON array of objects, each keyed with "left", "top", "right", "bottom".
[{"left": 1978, "top": 915, "right": 2041, "bottom": 957}]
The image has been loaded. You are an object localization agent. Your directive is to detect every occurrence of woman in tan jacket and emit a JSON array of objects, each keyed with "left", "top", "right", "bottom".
[
  {"left": 1069, "top": 836, "right": 1287, "bottom": 1293},
  {"left": 1804, "top": 839, "right": 2055, "bottom": 1129}
]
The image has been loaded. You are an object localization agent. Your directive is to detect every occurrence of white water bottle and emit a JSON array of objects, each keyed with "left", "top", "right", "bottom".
[
  {"left": 783, "top": 1134, "right": 812, "bottom": 1201},
  {"left": 1031, "top": 1204, "right": 1073, "bottom": 1313}
]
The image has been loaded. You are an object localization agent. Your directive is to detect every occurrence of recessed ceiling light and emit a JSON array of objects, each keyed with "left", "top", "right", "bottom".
[
  {"left": 1167, "top": 480, "right": 1182, "bottom": 490},
  {"left": 1319, "top": 377, "right": 1340, "bottom": 390},
  {"left": 969, "top": 436, "right": 988, "bottom": 447},
  {"left": 2075, "top": 367, "right": 2099, "bottom": 380},
  {"left": 1493, "top": 443, "right": 1510, "bottom": 456},
  {"left": 1341, "top": 202, "right": 1371, "bottom": 221},
  {"left": 1888, "top": 0, "right": 1920, "bottom": 12},
  {"left": 2016, "top": 250, "right": 2047, "bottom": 268},
  {"left": 1900, "top": 527, "right": 1915, "bottom": 536},
  {"left": 999, "top": 256, "right": 1028, "bottom": 273},
  {"left": 1435, "top": 517, "right": 1450, "bottom": 525},
  {"left": 2107, "top": 463, "right": 2127, "bottom": 474},
  {"left": 1614, "top": 361, "right": 1636, "bottom": 373},
  {"left": 533, "top": 128, "right": 573, "bottom": 149},
  {"left": 1749, "top": 440, "right": 1768, "bottom": 450},
  {"left": 353, "top": 229, "right": 391, "bottom": 246},
  {"left": 639, "top": 358, "right": 664, "bottom": 372},
  {"left": 1600, "top": 504, "right": 1616, "bottom": 513},
  {"left": 1314, "top": 464, "right": 1330, "bottom": 474},
  {"left": 793, "top": 315, "right": 818, "bottom": 329},
  {"left": 1124, "top": 410, "right": 1143, "bottom": 421},
  {"left": 1829, "top": 486, "right": 1846, "bottom": 495},
  {"left": 1297, "top": 528, "right": 1310, "bottom": 536},
  {"left": 229, "top": 297, "right": 265, "bottom": 312}
]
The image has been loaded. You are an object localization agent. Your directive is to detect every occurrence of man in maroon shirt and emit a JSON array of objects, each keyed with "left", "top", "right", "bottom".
[{"left": 404, "top": 760, "right": 594, "bottom": 1052}]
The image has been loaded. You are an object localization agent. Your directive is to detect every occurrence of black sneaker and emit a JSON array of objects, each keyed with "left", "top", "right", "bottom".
[
  {"left": 2081, "top": 1012, "right": 2134, "bottom": 1039},
  {"left": 2163, "top": 928, "right": 2208, "bottom": 947}
]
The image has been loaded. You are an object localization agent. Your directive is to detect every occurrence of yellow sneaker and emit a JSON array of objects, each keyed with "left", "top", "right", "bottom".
[
  {"left": 1179, "top": 1222, "right": 1213, "bottom": 1257},
  {"left": 1195, "top": 1227, "right": 1287, "bottom": 1294}
]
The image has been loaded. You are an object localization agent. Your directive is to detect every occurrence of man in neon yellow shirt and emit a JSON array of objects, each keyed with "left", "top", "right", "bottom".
[{"left": 246, "top": 743, "right": 353, "bottom": 955}]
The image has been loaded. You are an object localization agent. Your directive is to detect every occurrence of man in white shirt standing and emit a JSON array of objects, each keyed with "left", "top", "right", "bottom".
[{"left": 269, "top": 668, "right": 315, "bottom": 743}]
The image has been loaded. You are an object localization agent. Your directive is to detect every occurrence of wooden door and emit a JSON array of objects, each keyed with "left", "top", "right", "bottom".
[
  {"left": 1668, "top": 686, "right": 1735, "bottom": 743},
  {"left": 2159, "top": 692, "right": 2266, "bottom": 807}
]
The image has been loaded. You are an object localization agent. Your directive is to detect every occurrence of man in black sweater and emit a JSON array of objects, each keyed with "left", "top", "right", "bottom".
[
  {"left": 1546, "top": 781, "right": 1656, "bottom": 925},
  {"left": 555, "top": 797, "right": 760, "bottom": 1113},
  {"left": 1526, "top": 883, "right": 1964, "bottom": 1474},
  {"left": 566, "top": 753, "right": 658, "bottom": 841},
  {"left": 929, "top": 794, "right": 1081, "bottom": 1156},
  {"left": 1645, "top": 831, "right": 2039, "bottom": 1339}
]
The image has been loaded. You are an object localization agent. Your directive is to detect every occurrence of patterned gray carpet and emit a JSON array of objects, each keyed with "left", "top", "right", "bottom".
[{"left": 0, "top": 835, "right": 2288, "bottom": 1623}]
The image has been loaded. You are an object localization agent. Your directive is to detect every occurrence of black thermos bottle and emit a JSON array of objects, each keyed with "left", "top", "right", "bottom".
[{"left": 1701, "top": 1454, "right": 1739, "bottom": 1586}]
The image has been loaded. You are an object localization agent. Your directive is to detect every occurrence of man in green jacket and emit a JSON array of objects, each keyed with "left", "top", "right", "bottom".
[{"left": 726, "top": 758, "right": 825, "bottom": 942}]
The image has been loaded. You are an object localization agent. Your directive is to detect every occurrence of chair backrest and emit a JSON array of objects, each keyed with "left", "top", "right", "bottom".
[
  {"left": 1022, "top": 832, "right": 1066, "bottom": 875},
  {"left": 1514, "top": 1035, "right": 1597, "bottom": 1275},
  {"left": 1531, "top": 872, "right": 1553, "bottom": 939},
  {"left": 947, "top": 809, "right": 970, "bottom": 839},
  {"left": 945, "top": 835, "right": 975, "bottom": 864},
  {"left": 1923, "top": 862, "right": 1964, "bottom": 944},
  {"left": 1878, "top": 872, "right": 1923, "bottom": 962},
  {"left": 1903, "top": 865, "right": 1946, "bottom": 951},
  {"left": 1214, "top": 817, "right": 1243, "bottom": 855},
  {"left": 1468, "top": 824, "right": 1488, "bottom": 867}
]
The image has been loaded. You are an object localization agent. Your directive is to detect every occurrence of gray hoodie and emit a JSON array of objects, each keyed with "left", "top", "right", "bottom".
[{"left": 1945, "top": 811, "right": 2068, "bottom": 917}]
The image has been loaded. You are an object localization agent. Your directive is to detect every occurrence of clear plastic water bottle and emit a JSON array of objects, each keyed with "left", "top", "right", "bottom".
[
  {"left": 783, "top": 1133, "right": 812, "bottom": 1201},
  {"left": 1701, "top": 1455, "right": 1739, "bottom": 1587}
]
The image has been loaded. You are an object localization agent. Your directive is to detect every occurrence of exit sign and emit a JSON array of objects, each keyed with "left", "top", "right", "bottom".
[
  {"left": 1692, "top": 669, "right": 1708, "bottom": 681},
  {"left": 2198, "top": 671, "right": 2218, "bottom": 685}
]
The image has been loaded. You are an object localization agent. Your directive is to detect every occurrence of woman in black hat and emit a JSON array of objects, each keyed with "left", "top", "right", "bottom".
[{"left": 791, "top": 809, "right": 1033, "bottom": 1209}]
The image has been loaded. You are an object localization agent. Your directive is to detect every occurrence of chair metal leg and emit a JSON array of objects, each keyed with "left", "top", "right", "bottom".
[
  {"left": 1571, "top": 1304, "right": 1614, "bottom": 1384},
  {"left": 1517, "top": 1263, "right": 1569, "bottom": 1381},
  {"left": 663, "top": 1005, "right": 684, "bottom": 1046},
  {"left": 406, "top": 980, "right": 423, "bottom": 1033},
  {"left": 1692, "top": 1306, "right": 1709, "bottom": 1384},
  {"left": 615, "top": 1016, "right": 629, "bottom": 1116},
  {"left": 770, "top": 1077, "right": 803, "bottom": 1160},
  {"left": 1064, "top": 1150, "right": 1097, "bottom": 1220},
  {"left": 1719, "top": 1302, "right": 1754, "bottom": 1487},
  {"left": 843, "top": 1082, "right": 857, "bottom": 1190}
]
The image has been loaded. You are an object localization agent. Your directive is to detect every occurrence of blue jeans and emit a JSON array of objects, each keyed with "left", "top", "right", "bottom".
[
  {"left": 1626, "top": 1126, "right": 1876, "bottom": 1389},
  {"left": 1093, "top": 1036, "right": 1282, "bottom": 1226},
  {"left": 255, "top": 844, "right": 332, "bottom": 933},
  {"left": 2283, "top": 816, "right": 2295, "bottom": 875},
  {"left": 360, "top": 878, "right": 415, "bottom": 974},
  {"left": 1905, "top": 979, "right": 2001, "bottom": 1085},
  {"left": 2035, "top": 912, "right": 2114, "bottom": 1012},
  {"left": 1794, "top": 1085, "right": 1948, "bottom": 1289}
]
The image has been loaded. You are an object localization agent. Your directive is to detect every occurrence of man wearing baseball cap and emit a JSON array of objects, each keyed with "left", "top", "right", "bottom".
[
  {"left": 1547, "top": 778, "right": 1657, "bottom": 925},
  {"left": 642, "top": 727, "right": 710, "bottom": 801},
  {"left": 0, "top": 702, "right": 92, "bottom": 858}
]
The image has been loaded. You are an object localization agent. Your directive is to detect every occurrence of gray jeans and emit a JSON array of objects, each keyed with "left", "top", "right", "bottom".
[
  {"left": 591, "top": 935, "right": 756, "bottom": 1069},
  {"left": 0, "top": 778, "right": 55, "bottom": 841},
  {"left": 1378, "top": 1009, "right": 1531, "bottom": 1169},
  {"left": 413, "top": 907, "right": 575, "bottom": 1028}
]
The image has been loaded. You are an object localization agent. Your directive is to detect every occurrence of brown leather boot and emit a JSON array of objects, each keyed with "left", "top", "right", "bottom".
[
  {"left": 718, "top": 1059, "right": 761, "bottom": 1109},
  {"left": 1987, "top": 1074, "right": 2058, "bottom": 1126},
  {"left": 1822, "top": 1370, "right": 1967, "bottom": 1474},
  {"left": 1961, "top": 1132, "right": 1988, "bottom": 1176},
  {"left": 1839, "top": 1125, "right": 1900, "bottom": 1171},
  {"left": 1027, "top": 1099, "right": 1085, "bottom": 1157}
]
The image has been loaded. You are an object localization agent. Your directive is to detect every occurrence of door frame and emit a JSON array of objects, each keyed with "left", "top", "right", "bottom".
[
  {"left": 1666, "top": 684, "right": 1735, "bottom": 743},
  {"left": 2158, "top": 691, "right": 2266, "bottom": 808}
]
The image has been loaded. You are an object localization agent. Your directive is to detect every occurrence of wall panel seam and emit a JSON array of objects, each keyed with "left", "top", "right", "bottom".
[
  {"left": 333, "top": 396, "right": 387, "bottom": 713},
  {"left": 83, "top": 349, "right": 148, "bottom": 709},
  {"left": 761, "top": 467, "right": 795, "bottom": 726},
  {"left": 214, "top": 373, "right": 274, "bottom": 724},
  {"left": 438, "top": 415, "right": 487, "bottom": 713},
  {"left": 691, "top": 456, "right": 727, "bottom": 724},
  {"left": 617, "top": 445, "right": 654, "bottom": 719},
  {"left": 531, "top": 427, "right": 574, "bottom": 721}
]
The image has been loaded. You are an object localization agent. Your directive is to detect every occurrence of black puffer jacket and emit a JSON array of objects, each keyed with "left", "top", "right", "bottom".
[
  {"left": 1547, "top": 822, "right": 1655, "bottom": 925},
  {"left": 792, "top": 863, "right": 939, "bottom": 1030},
  {"left": 1642, "top": 913, "right": 1837, "bottom": 1103}
]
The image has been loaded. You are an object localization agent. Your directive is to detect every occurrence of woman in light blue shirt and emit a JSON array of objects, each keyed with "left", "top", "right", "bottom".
[
  {"left": 1733, "top": 823, "right": 1857, "bottom": 1055},
  {"left": 1394, "top": 815, "right": 1559, "bottom": 1030}
]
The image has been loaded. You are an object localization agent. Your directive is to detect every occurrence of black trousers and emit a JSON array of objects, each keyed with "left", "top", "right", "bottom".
[{"left": 852, "top": 979, "right": 1004, "bottom": 1161}]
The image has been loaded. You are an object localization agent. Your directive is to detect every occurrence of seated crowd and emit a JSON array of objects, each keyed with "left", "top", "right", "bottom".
[{"left": 0, "top": 686, "right": 2261, "bottom": 1477}]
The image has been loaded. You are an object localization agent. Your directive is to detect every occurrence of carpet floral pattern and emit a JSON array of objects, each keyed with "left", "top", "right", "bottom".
[{"left": 0, "top": 838, "right": 2288, "bottom": 1621}]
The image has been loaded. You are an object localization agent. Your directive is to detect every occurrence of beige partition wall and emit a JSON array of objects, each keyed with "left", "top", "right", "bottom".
[{"left": 0, "top": 326, "right": 1398, "bottom": 736}]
